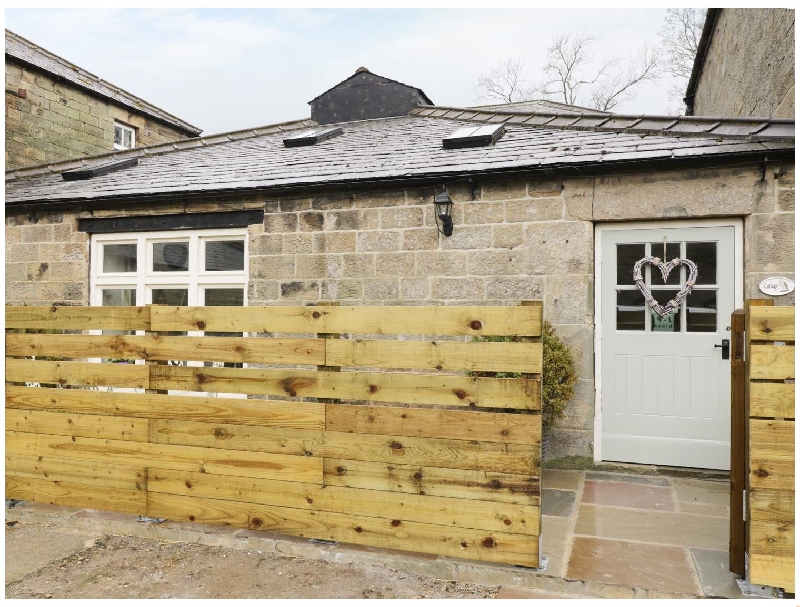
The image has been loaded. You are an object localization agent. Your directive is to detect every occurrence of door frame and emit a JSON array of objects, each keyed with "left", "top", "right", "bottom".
[{"left": 593, "top": 218, "right": 744, "bottom": 464}]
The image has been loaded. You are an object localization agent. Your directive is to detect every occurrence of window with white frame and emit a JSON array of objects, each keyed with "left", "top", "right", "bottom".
[{"left": 113, "top": 122, "right": 136, "bottom": 150}]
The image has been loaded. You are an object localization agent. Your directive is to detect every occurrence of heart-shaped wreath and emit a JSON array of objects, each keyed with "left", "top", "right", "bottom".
[{"left": 632, "top": 256, "right": 698, "bottom": 318}]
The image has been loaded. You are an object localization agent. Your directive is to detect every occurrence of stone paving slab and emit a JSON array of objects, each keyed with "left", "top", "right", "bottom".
[{"left": 5, "top": 524, "right": 102, "bottom": 584}]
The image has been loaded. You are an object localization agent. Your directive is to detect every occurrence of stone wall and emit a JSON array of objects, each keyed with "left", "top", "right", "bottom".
[
  {"left": 5, "top": 59, "right": 195, "bottom": 170},
  {"left": 693, "top": 8, "right": 795, "bottom": 118},
  {"left": 4, "top": 162, "right": 794, "bottom": 461}
]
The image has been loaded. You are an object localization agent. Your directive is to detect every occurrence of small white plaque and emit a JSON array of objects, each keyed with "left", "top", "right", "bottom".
[{"left": 759, "top": 277, "right": 795, "bottom": 296}]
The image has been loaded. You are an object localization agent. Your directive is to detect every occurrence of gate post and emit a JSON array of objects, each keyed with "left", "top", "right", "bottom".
[{"left": 729, "top": 308, "right": 746, "bottom": 576}]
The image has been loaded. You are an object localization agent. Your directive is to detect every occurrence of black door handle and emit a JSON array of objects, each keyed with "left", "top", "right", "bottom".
[{"left": 714, "top": 339, "right": 730, "bottom": 360}]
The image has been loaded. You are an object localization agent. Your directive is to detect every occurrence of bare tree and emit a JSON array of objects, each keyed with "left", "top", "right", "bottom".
[
  {"left": 658, "top": 8, "right": 706, "bottom": 79},
  {"left": 587, "top": 44, "right": 661, "bottom": 111},
  {"left": 474, "top": 57, "right": 532, "bottom": 103}
]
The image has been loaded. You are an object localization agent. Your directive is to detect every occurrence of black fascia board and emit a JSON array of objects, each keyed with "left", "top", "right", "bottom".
[
  {"left": 61, "top": 158, "right": 138, "bottom": 181},
  {"left": 77, "top": 210, "right": 264, "bottom": 233},
  {"left": 283, "top": 126, "right": 343, "bottom": 147}
]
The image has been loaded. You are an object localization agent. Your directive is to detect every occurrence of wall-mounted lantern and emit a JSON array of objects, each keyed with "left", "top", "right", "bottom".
[{"left": 434, "top": 188, "right": 454, "bottom": 237}]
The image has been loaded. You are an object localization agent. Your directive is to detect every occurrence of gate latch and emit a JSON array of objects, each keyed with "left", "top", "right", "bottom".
[{"left": 714, "top": 339, "right": 730, "bottom": 360}]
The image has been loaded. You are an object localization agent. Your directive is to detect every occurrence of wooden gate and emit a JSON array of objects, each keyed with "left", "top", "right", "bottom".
[
  {"left": 6, "top": 303, "right": 543, "bottom": 568},
  {"left": 730, "top": 300, "right": 794, "bottom": 592}
]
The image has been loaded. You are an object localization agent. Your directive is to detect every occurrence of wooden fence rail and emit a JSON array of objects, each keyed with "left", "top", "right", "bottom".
[
  {"left": 6, "top": 304, "right": 543, "bottom": 568},
  {"left": 730, "top": 300, "right": 795, "bottom": 593}
]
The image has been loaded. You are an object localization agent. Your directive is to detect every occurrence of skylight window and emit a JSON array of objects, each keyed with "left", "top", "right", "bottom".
[
  {"left": 443, "top": 124, "right": 505, "bottom": 149},
  {"left": 61, "top": 158, "right": 138, "bottom": 181},
  {"left": 283, "top": 126, "right": 343, "bottom": 147}
]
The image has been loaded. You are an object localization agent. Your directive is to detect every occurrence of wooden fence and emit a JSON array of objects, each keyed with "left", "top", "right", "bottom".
[
  {"left": 5, "top": 303, "right": 543, "bottom": 568},
  {"left": 730, "top": 300, "right": 794, "bottom": 592}
]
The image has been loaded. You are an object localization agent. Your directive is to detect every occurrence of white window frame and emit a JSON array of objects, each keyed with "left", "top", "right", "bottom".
[{"left": 113, "top": 122, "right": 136, "bottom": 150}]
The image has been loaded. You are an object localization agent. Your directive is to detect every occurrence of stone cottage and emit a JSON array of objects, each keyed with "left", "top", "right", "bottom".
[
  {"left": 5, "top": 29, "right": 202, "bottom": 170},
  {"left": 5, "top": 68, "right": 795, "bottom": 469}
]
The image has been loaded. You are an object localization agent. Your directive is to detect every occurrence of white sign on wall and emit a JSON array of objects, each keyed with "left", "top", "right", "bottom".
[{"left": 758, "top": 277, "right": 795, "bottom": 296}]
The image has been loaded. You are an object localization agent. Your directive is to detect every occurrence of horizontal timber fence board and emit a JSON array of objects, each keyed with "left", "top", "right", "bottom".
[
  {"left": 5, "top": 303, "right": 543, "bottom": 568},
  {"left": 744, "top": 301, "right": 795, "bottom": 593}
]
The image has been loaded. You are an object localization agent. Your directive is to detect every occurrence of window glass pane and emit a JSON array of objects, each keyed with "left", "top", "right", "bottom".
[
  {"left": 123, "top": 129, "right": 132, "bottom": 148},
  {"left": 151, "top": 288, "right": 188, "bottom": 306},
  {"left": 102, "top": 288, "right": 136, "bottom": 306},
  {"left": 153, "top": 242, "right": 189, "bottom": 272},
  {"left": 687, "top": 290, "right": 717, "bottom": 332},
  {"left": 103, "top": 243, "right": 137, "bottom": 273},
  {"left": 205, "top": 288, "right": 244, "bottom": 306},
  {"left": 205, "top": 241, "right": 244, "bottom": 271},
  {"left": 114, "top": 125, "right": 123, "bottom": 146},
  {"left": 617, "top": 244, "right": 645, "bottom": 285},
  {"left": 648, "top": 242, "right": 681, "bottom": 285},
  {"left": 686, "top": 242, "right": 717, "bottom": 285},
  {"left": 648, "top": 289, "right": 682, "bottom": 332},
  {"left": 616, "top": 290, "right": 645, "bottom": 331}
]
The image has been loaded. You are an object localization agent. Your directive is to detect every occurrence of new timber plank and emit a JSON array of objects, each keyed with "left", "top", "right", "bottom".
[
  {"left": 149, "top": 366, "right": 541, "bottom": 410},
  {"left": 5, "top": 386, "right": 325, "bottom": 429},
  {"left": 6, "top": 305, "right": 150, "bottom": 331},
  {"left": 749, "top": 345, "right": 795, "bottom": 380},
  {"left": 146, "top": 492, "right": 539, "bottom": 567},
  {"left": 325, "top": 403, "right": 541, "bottom": 445},
  {"left": 747, "top": 307, "right": 796, "bottom": 342},
  {"left": 322, "top": 458, "right": 539, "bottom": 505},
  {"left": 325, "top": 339, "right": 542, "bottom": 374},
  {"left": 147, "top": 421, "right": 538, "bottom": 474},
  {"left": 6, "top": 409, "right": 148, "bottom": 442},
  {"left": 147, "top": 468, "right": 539, "bottom": 535},
  {"left": 749, "top": 382, "right": 795, "bottom": 419},
  {"left": 6, "top": 453, "right": 146, "bottom": 491},
  {"left": 6, "top": 475, "right": 145, "bottom": 514},
  {"left": 6, "top": 334, "right": 325, "bottom": 366},
  {"left": 749, "top": 555, "right": 795, "bottom": 593},
  {"left": 749, "top": 488, "right": 795, "bottom": 558},
  {"left": 150, "top": 305, "right": 542, "bottom": 337},
  {"left": 6, "top": 359, "right": 148, "bottom": 390},
  {"left": 5, "top": 431, "right": 322, "bottom": 484},
  {"left": 749, "top": 419, "right": 795, "bottom": 490}
]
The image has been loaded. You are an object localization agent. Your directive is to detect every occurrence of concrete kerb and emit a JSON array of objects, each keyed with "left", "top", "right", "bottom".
[{"left": 5, "top": 502, "right": 697, "bottom": 599}]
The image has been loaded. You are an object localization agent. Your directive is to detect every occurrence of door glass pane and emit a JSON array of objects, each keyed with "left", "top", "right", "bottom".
[
  {"left": 687, "top": 290, "right": 717, "bottom": 332},
  {"left": 205, "top": 241, "right": 244, "bottom": 271},
  {"left": 102, "top": 288, "right": 136, "bottom": 306},
  {"left": 205, "top": 288, "right": 244, "bottom": 307},
  {"left": 151, "top": 288, "right": 188, "bottom": 306},
  {"left": 686, "top": 242, "right": 717, "bottom": 285},
  {"left": 648, "top": 242, "right": 681, "bottom": 285},
  {"left": 103, "top": 244, "right": 137, "bottom": 273},
  {"left": 649, "top": 289, "right": 682, "bottom": 332},
  {"left": 114, "top": 125, "right": 123, "bottom": 146},
  {"left": 153, "top": 242, "right": 189, "bottom": 272},
  {"left": 616, "top": 290, "right": 645, "bottom": 331},
  {"left": 617, "top": 244, "right": 645, "bottom": 285},
  {"left": 123, "top": 129, "right": 132, "bottom": 148}
]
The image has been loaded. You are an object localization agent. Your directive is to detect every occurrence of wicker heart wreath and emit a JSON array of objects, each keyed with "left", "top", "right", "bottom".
[{"left": 632, "top": 256, "right": 698, "bottom": 318}]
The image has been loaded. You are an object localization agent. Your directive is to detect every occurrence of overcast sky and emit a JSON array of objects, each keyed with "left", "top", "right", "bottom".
[{"left": 5, "top": 7, "right": 693, "bottom": 136}]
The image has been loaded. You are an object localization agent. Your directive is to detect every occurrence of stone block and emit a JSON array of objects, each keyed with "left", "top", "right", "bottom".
[
  {"left": 264, "top": 212, "right": 297, "bottom": 233},
  {"left": 506, "top": 198, "right": 563, "bottom": 222},
  {"left": 777, "top": 188, "right": 795, "bottom": 212},
  {"left": 295, "top": 254, "right": 328, "bottom": 278},
  {"left": 593, "top": 167, "right": 762, "bottom": 220},
  {"left": 21, "top": 224, "right": 54, "bottom": 243},
  {"left": 745, "top": 212, "right": 795, "bottom": 273},
  {"left": 492, "top": 224, "right": 524, "bottom": 249},
  {"left": 441, "top": 226, "right": 492, "bottom": 250},
  {"left": 299, "top": 211, "right": 325, "bottom": 232},
  {"left": 380, "top": 207, "right": 424, "bottom": 229},
  {"left": 61, "top": 243, "right": 87, "bottom": 260},
  {"left": 249, "top": 234, "right": 282, "bottom": 256},
  {"left": 62, "top": 283, "right": 86, "bottom": 302},
  {"left": 282, "top": 234, "right": 311, "bottom": 254},
  {"left": 415, "top": 251, "right": 466, "bottom": 277},
  {"left": 312, "top": 232, "right": 356, "bottom": 254},
  {"left": 7, "top": 280, "right": 37, "bottom": 303},
  {"left": 777, "top": 165, "right": 794, "bottom": 188},
  {"left": 400, "top": 278, "right": 428, "bottom": 300},
  {"left": 363, "top": 279, "right": 399, "bottom": 300},
  {"left": 6, "top": 243, "right": 38, "bottom": 263},
  {"left": 327, "top": 210, "right": 379, "bottom": 231},
  {"left": 6, "top": 226, "right": 22, "bottom": 245},
  {"left": 309, "top": 194, "right": 354, "bottom": 210},
  {"left": 279, "top": 199, "right": 311, "bottom": 212},
  {"left": 6, "top": 262, "right": 26, "bottom": 281},
  {"left": 354, "top": 190, "right": 406, "bottom": 208},
  {"left": 26, "top": 261, "right": 74, "bottom": 282},
  {"left": 357, "top": 230, "right": 399, "bottom": 252},
  {"left": 462, "top": 202, "right": 504, "bottom": 225},
  {"left": 558, "top": 379, "right": 595, "bottom": 431},
  {"left": 485, "top": 276, "right": 543, "bottom": 301},
  {"left": 543, "top": 275, "right": 592, "bottom": 325},
  {"left": 481, "top": 179, "right": 527, "bottom": 201},
  {"left": 249, "top": 280, "right": 279, "bottom": 303},
  {"left": 550, "top": 323, "right": 594, "bottom": 380},
  {"left": 36, "top": 282, "right": 65, "bottom": 302},
  {"left": 401, "top": 227, "right": 439, "bottom": 250},
  {"left": 524, "top": 221, "right": 593, "bottom": 275},
  {"left": 279, "top": 281, "right": 319, "bottom": 300},
  {"left": 252, "top": 255, "right": 295, "bottom": 280},
  {"left": 547, "top": 428, "right": 593, "bottom": 460},
  {"left": 342, "top": 253, "right": 375, "bottom": 277},
  {"left": 321, "top": 279, "right": 362, "bottom": 300},
  {"left": 746, "top": 272, "right": 795, "bottom": 305},
  {"left": 430, "top": 277, "right": 485, "bottom": 300},
  {"left": 468, "top": 250, "right": 524, "bottom": 275},
  {"left": 375, "top": 252, "right": 415, "bottom": 276}
]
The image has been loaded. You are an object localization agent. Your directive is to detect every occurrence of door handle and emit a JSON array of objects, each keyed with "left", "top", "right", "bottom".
[{"left": 714, "top": 339, "right": 730, "bottom": 360}]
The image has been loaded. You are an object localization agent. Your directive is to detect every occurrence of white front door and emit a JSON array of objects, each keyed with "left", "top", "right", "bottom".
[{"left": 598, "top": 222, "right": 740, "bottom": 470}]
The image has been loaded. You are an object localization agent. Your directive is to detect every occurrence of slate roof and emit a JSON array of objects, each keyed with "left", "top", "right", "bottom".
[
  {"left": 5, "top": 104, "right": 794, "bottom": 209},
  {"left": 308, "top": 67, "right": 433, "bottom": 105},
  {"left": 472, "top": 99, "right": 611, "bottom": 115},
  {"left": 5, "top": 29, "right": 202, "bottom": 136}
]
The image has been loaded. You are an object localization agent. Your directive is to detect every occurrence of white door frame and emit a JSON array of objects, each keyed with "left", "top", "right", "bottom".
[{"left": 593, "top": 218, "right": 744, "bottom": 463}]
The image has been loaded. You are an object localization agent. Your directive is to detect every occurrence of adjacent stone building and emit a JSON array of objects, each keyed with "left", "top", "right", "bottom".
[
  {"left": 5, "top": 68, "right": 795, "bottom": 470},
  {"left": 5, "top": 29, "right": 202, "bottom": 170},
  {"left": 685, "top": 8, "right": 795, "bottom": 118}
]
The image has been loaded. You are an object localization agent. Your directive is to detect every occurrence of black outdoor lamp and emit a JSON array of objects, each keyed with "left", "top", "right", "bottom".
[{"left": 434, "top": 187, "right": 454, "bottom": 237}]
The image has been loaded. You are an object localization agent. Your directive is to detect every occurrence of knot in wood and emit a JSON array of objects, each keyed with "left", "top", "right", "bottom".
[
  {"left": 391, "top": 520, "right": 401, "bottom": 527},
  {"left": 503, "top": 519, "right": 512, "bottom": 526},
  {"left": 489, "top": 479, "right": 502, "bottom": 489},
  {"left": 481, "top": 537, "right": 497, "bottom": 549},
  {"left": 355, "top": 526, "right": 363, "bottom": 533},
  {"left": 188, "top": 515, "right": 195, "bottom": 522},
  {"left": 250, "top": 517, "right": 263, "bottom": 528},
  {"left": 454, "top": 389, "right": 467, "bottom": 400},
  {"left": 401, "top": 413, "right": 407, "bottom": 419},
  {"left": 368, "top": 384, "right": 379, "bottom": 394},
  {"left": 413, "top": 472, "right": 423, "bottom": 481},
  {"left": 470, "top": 320, "right": 483, "bottom": 330},
  {"left": 460, "top": 541, "right": 468, "bottom": 548},
  {"left": 213, "top": 428, "right": 229, "bottom": 439},
  {"left": 196, "top": 321, "right": 206, "bottom": 330},
  {"left": 390, "top": 441, "right": 404, "bottom": 451},
  {"left": 312, "top": 311, "right": 321, "bottom": 319},
  {"left": 185, "top": 481, "right": 193, "bottom": 489},
  {"left": 756, "top": 468, "right": 769, "bottom": 477},
  {"left": 336, "top": 466, "right": 347, "bottom": 475}
]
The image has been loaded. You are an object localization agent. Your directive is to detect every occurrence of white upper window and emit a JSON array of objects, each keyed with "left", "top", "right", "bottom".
[{"left": 113, "top": 122, "right": 136, "bottom": 150}]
